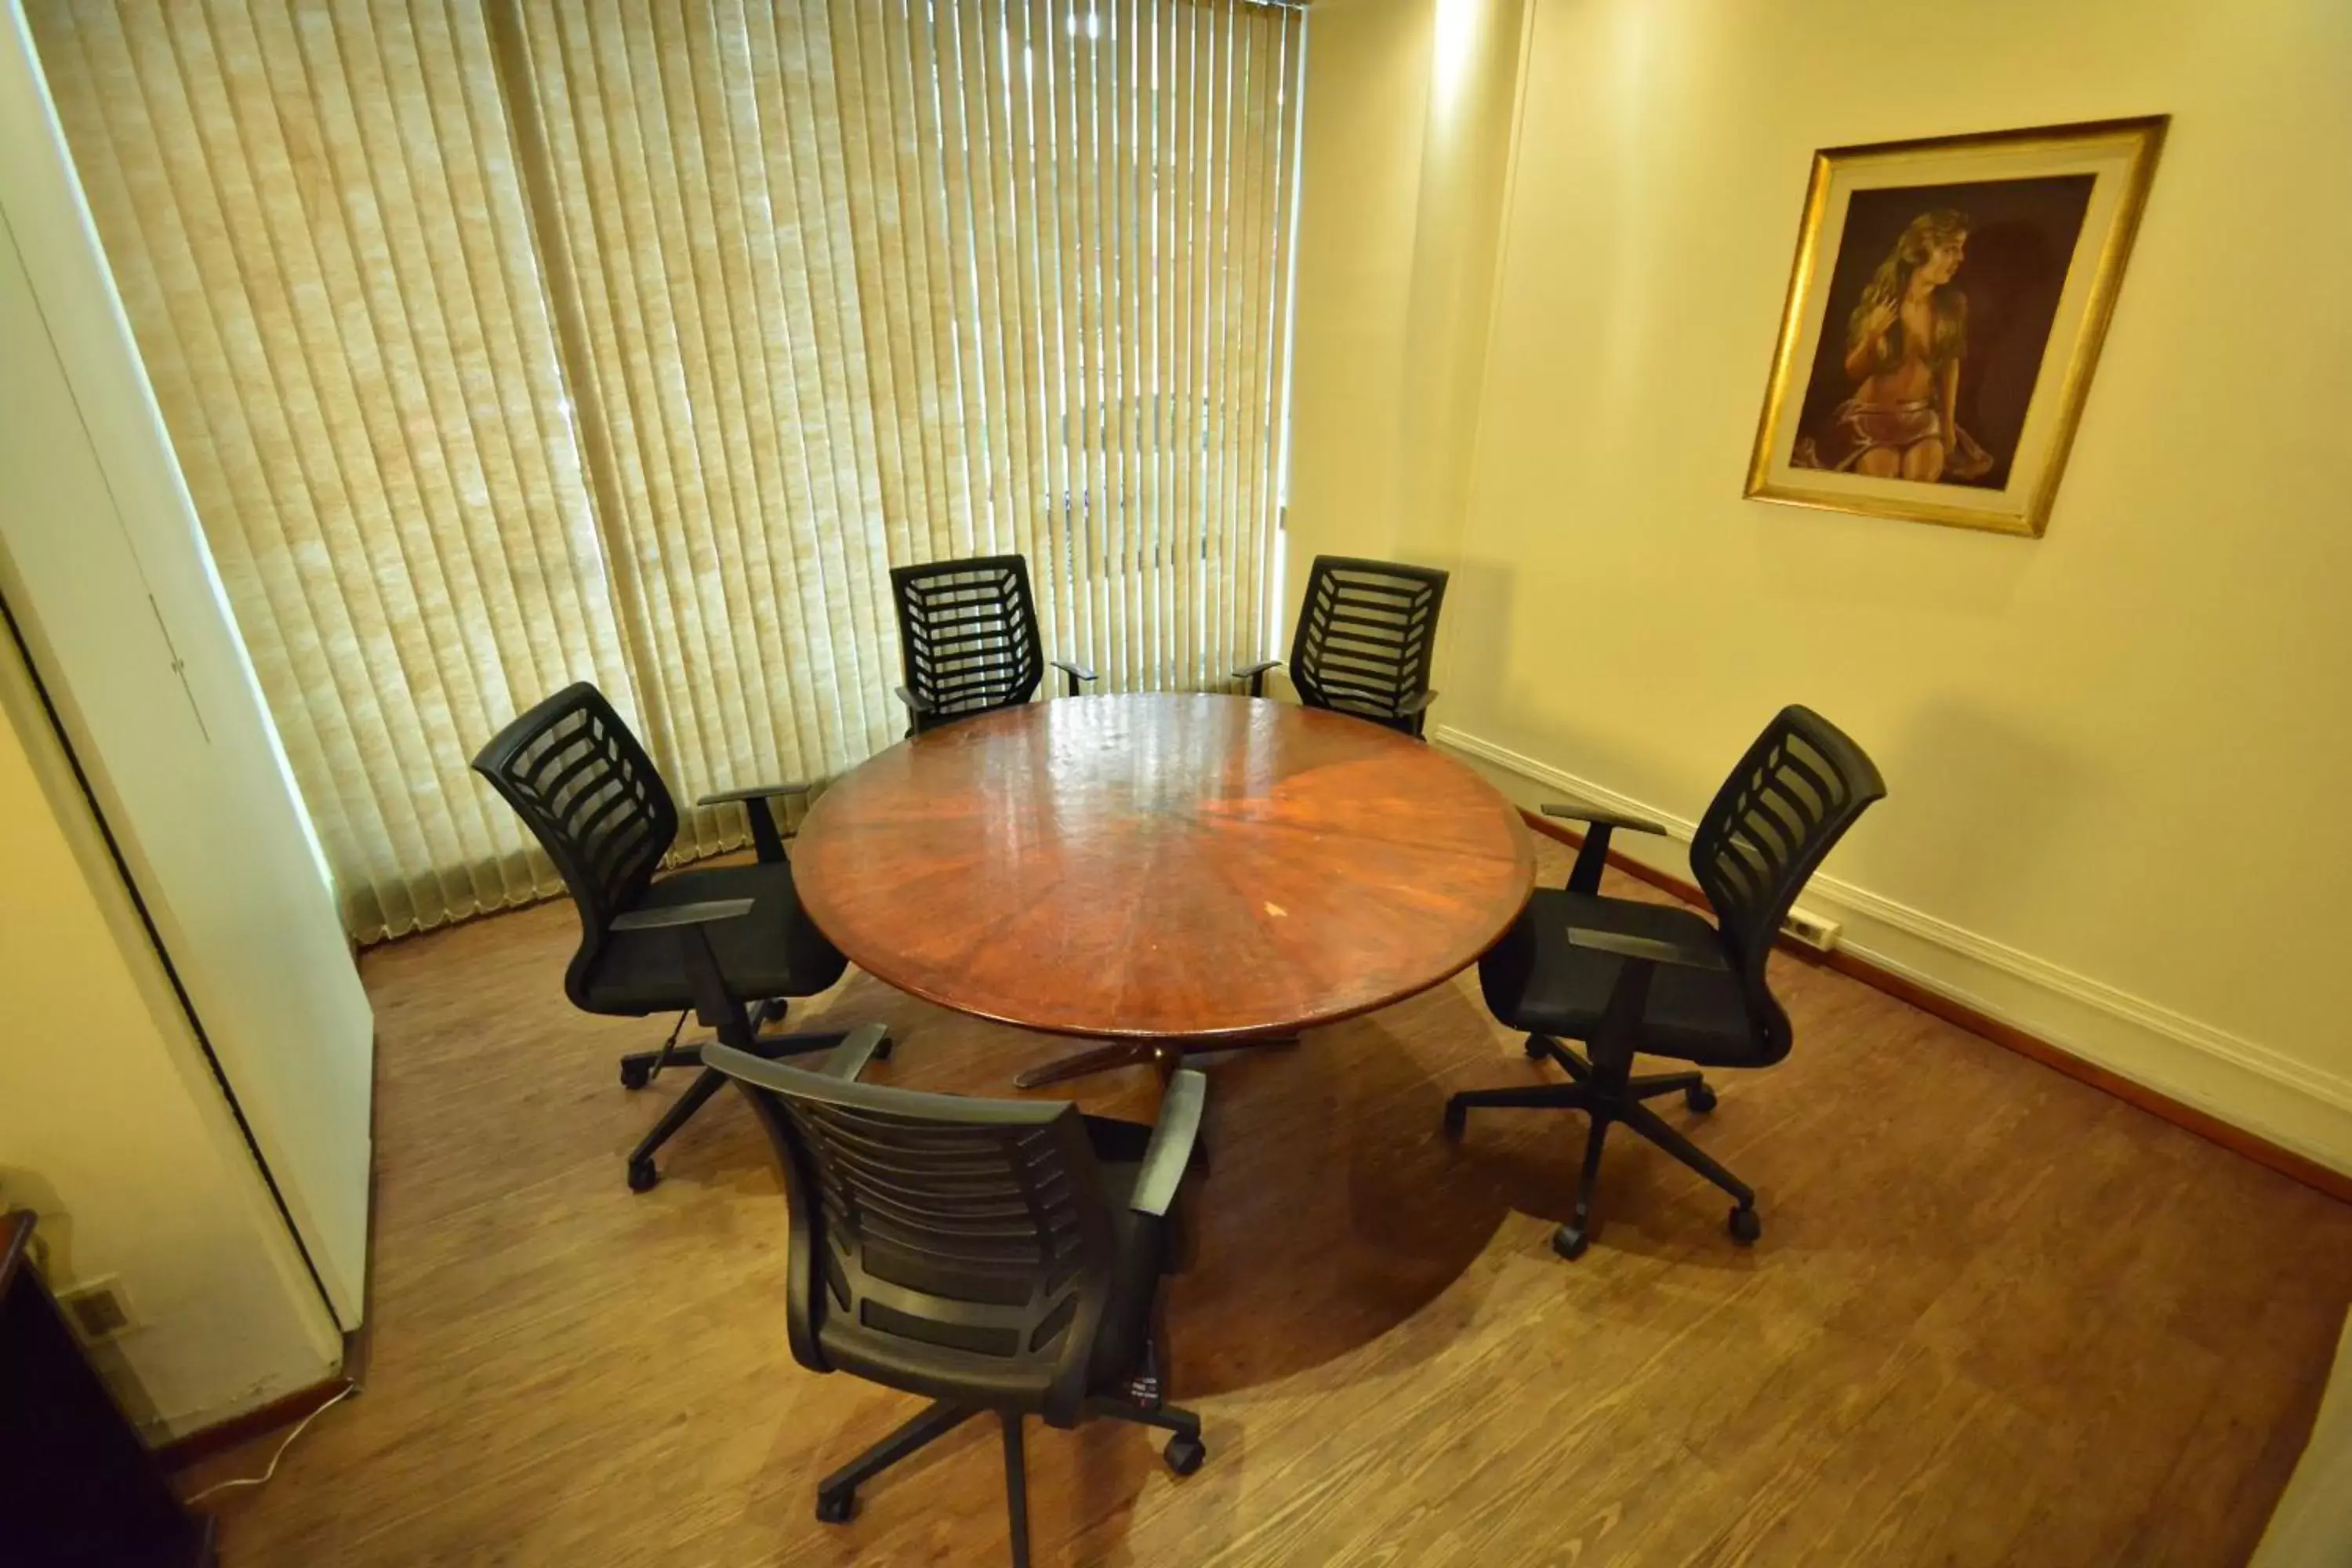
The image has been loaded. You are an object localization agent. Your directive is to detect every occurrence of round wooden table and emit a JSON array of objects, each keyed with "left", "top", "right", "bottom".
[{"left": 791, "top": 693, "right": 1536, "bottom": 1085}]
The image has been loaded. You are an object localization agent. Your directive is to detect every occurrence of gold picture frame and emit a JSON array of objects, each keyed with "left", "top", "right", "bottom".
[{"left": 1745, "top": 116, "right": 2167, "bottom": 537}]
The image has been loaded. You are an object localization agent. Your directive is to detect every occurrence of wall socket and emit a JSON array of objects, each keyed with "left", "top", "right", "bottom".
[
  {"left": 1779, "top": 905, "right": 1842, "bottom": 954},
  {"left": 57, "top": 1276, "right": 138, "bottom": 1344}
]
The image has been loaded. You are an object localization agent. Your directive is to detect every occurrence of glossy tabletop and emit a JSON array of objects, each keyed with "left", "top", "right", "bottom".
[{"left": 791, "top": 694, "right": 1536, "bottom": 1040}]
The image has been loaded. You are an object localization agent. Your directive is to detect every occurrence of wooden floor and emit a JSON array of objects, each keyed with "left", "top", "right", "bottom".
[{"left": 189, "top": 839, "right": 2352, "bottom": 1566}]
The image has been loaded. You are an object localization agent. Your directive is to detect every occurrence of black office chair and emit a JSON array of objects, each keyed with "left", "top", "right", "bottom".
[
  {"left": 705, "top": 1033, "right": 1209, "bottom": 1568},
  {"left": 1236, "top": 554, "right": 1447, "bottom": 736},
  {"left": 890, "top": 554, "right": 1095, "bottom": 735},
  {"left": 1443, "top": 706, "right": 1886, "bottom": 1258},
  {"left": 472, "top": 682, "right": 883, "bottom": 1194}
]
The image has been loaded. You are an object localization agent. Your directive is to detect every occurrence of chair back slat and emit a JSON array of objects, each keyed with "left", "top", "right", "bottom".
[
  {"left": 472, "top": 683, "right": 677, "bottom": 951},
  {"left": 1289, "top": 556, "right": 1446, "bottom": 733},
  {"left": 731, "top": 1063, "right": 1118, "bottom": 1423},
  {"left": 1691, "top": 706, "right": 1886, "bottom": 1058},
  {"left": 891, "top": 556, "right": 1046, "bottom": 730}
]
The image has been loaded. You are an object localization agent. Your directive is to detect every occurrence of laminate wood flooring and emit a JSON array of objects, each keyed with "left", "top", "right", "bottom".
[{"left": 186, "top": 840, "right": 2352, "bottom": 1565}]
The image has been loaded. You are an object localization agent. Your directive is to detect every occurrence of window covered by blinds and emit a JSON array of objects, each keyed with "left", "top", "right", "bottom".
[{"left": 28, "top": 0, "right": 1304, "bottom": 939}]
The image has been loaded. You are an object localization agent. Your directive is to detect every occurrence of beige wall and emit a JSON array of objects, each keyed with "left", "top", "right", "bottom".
[
  {"left": 1286, "top": 0, "right": 1428, "bottom": 579},
  {"left": 0, "top": 630, "right": 342, "bottom": 1436},
  {"left": 1287, "top": 0, "right": 1527, "bottom": 599},
  {"left": 1293, "top": 0, "right": 2352, "bottom": 1168}
]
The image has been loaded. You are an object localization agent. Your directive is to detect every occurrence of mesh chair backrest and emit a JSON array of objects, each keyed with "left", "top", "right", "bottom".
[
  {"left": 731, "top": 1063, "right": 1116, "bottom": 1424},
  {"left": 1691, "top": 706, "right": 1886, "bottom": 1058},
  {"left": 1288, "top": 556, "right": 1447, "bottom": 731},
  {"left": 471, "top": 683, "right": 677, "bottom": 965},
  {"left": 891, "top": 555, "right": 1045, "bottom": 730}
]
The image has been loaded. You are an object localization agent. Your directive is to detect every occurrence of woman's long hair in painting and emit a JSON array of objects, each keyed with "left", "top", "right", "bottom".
[{"left": 1844, "top": 208, "right": 1973, "bottom": 373}]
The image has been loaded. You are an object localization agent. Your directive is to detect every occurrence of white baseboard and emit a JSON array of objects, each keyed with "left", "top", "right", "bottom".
[{"left": 1435, "top": 724, "right": 2352, "bottom": 1177}]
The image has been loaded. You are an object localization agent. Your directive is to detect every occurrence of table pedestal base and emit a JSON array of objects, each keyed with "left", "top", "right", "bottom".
[{"left": 1014, "top": 1035, "right": 1298, "bottom": 1091}]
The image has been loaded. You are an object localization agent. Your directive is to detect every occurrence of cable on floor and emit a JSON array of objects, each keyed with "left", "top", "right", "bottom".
[{"left": 183, "top": 1383, "right": 360, "bottom": 1506}]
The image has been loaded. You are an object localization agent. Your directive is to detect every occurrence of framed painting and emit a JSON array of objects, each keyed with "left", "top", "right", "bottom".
[{"left": 1745, "top": 116, "right": 2166, "bottom": 536}]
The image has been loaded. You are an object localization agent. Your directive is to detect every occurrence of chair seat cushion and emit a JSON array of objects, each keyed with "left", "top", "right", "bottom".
[
  {"left": 1490, "top": 889, "right": 1761, "bottom": 1065},
  {"left": 579, "top": 861, "right": 848, "bottom": 1015}
]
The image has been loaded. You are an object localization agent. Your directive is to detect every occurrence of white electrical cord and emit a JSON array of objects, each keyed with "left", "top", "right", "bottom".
[{"left": 183, "top": 1383, "right": 360, "bottom": 1505}]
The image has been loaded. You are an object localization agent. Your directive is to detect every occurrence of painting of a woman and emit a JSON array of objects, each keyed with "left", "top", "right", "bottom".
[
  {"left": 1749, "top": 119, "right": 2164, "bottom": 535},
  {"left": 1794, "top": 209, "right": 1994, "bottom": 483}
]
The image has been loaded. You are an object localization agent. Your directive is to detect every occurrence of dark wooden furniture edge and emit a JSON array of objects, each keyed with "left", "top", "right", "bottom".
[
  {"left": 1520, "top": 809, "right": 2352, "bottom": 1207},
  {"left": 2, "top": 1209, "right": 34, "bottom": 1292},
  {"left": 5, "top": 1210, "right": 220, "bottom": 1562}
]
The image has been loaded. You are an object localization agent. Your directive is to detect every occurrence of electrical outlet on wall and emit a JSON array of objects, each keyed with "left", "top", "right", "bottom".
[
  {"left": 1780, "top": 906, "right": 1842, "bottom": 954},
  {"left": 56, "top": 1276, "right": 138, "bottom": 1344}
]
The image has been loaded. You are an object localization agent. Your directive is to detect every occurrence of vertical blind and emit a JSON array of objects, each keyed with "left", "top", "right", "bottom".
[{"left": 29, "top": 0, "right": 1305, "bottom": 941}]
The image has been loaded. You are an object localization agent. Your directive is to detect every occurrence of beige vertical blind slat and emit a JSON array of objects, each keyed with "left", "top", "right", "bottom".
[
  {"left": 1203, "top": 0, "right": 1236, "bottom": 684},
  {"left": 1232, "top": 5, "right": 1282, "bottom": 666},
  {"left": 770, "top": 0, "right": 902, "bottom": 738},
  {"left": 867, "top": 2, "right": 936, "bottom": 569},
  {"left": 939, "top": 0, "right": 1001, "bottom": 557},
  {"left": 1172, "top": 0, "right": 1205, "bottom": 690},
  {"left": 995, "top": 0, "right": 1062, "bottom": 668},
  {"left": 1088, "top": 0, "right": 1120, "bottom": 682},
  {"left": 1032, "top": 0, "right": 1080, "bottom": 663},
  {"left": 1200, "top": 0, "right": 1234, "bottom": 684},
  {"left": 924, "top": 0, "right": 983, "bottom": 560},
  {"left": 1112, "top": 0, "right": 1145, "bottom": 688},
  {"left": 30, "top": 0, "right": 1305, "bottom": 942},
  {"left": 871, "top": 0, "right": 950, "bottom": 561},
  {"left": 1043, "top": 0, "right": 1087, "bottom": 670}
]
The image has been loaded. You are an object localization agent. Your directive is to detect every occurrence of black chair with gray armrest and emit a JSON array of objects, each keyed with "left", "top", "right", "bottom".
[
  {"left": 1234, "top": 554, "right": 1447, "bottom": 737},
  {"left": 1443, "top": 706, "right": 1886, "bottom": 1258},
  {"left": 471, "top": 681, "right": 886, "bottom": 1194},
  {"left": 889, "top": 554, "right": 1095, "bottom": 735},
  {"left": 704, "top": 1030, "right": 1210, "bottom": 1568}
]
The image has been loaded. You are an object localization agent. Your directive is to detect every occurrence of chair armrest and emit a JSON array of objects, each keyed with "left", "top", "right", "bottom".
[
  {"left": 1564, "top": 925, "right": 1726, "bottom": 971},
  {"left": 609, "top": 898, "right": 755, "bottom": 932},
  {"left": 615, "top": 900, "right": 755, "bottom": 1031},
  {"left": 816, "top": 1023, "right": 892, "bottom": 1082},
  {"left": 1545, "top": 800, "right": 1670, "bottom": 895},
  {"left": 1232, "top": 658, "right": 1281, "bottom": 697},
  {"left": 698, "top": 781, "right": 811, "bottom": 862},
  {"left": 1398, "top": 689, "right": 1439, "bottom": 714},
  {"left": 894, "top": 684, "right": 935, "bottom": 717},
  {"left": 1128, "top": 1068, "right": 1207, "bottom": 1218},
  {"left": 696, "top": 780, "right": 812, "bottom": 808},
  {"left": 1050, "top": 657, "right": 1097, "bottom": 697},
  {"left": 1541, "top": 800, "right": 1668, "bottom": 837}
]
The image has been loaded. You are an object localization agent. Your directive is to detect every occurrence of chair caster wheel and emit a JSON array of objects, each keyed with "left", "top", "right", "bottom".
[
  {"left": 871, "top": 1035, "right": 895, "bottom": 1062},
  {"left": 815, "top": 1488, "right": 856, "bottom": 1524},
  {"left": 1552, "top": 1223, "right": 1590, "bottom": 1261},
  {"left": 627, "top": 1156, "right": 659, "bottom": 1193},
  {"left": 1523, "top": 1036, "right": 1548, "bottom": 1060},
  {"left": 1441, "top": 1101, "right": 1467, "bottom": 1139},
  {"left": 619, "top": 1058, "right": 652, "bottom": 1091},
  {"left": 1728, "top": 1206, "right": 1761, "bottom": 1246},
  {"left": 1163, "top": 1435, "right": 1207, "bottom": 1476},
  {"left": 1685, "top": 1082, "right": 1718, "bottom": 1113}
]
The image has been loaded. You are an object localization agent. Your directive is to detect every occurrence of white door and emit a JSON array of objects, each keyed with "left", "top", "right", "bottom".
[{"left": 0, "top": 9, "right": 374, "bottom": 1328}]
